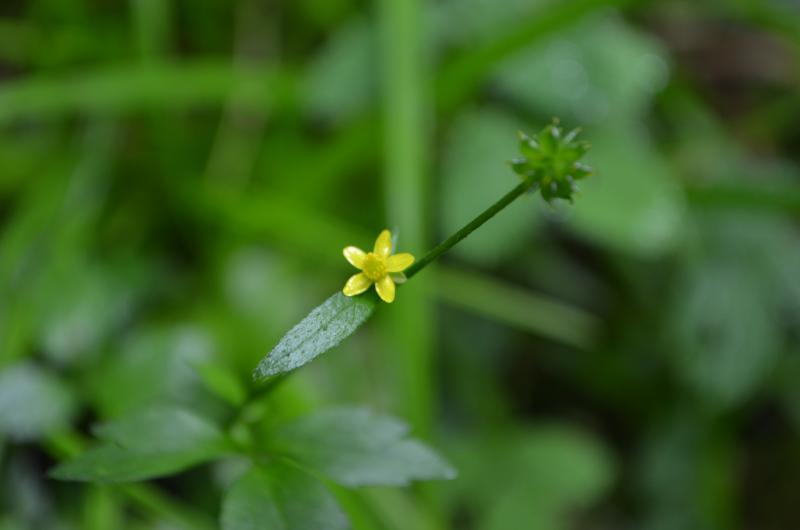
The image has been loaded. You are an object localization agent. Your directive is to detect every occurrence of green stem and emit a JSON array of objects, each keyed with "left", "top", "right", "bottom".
[{"left": 405, "top": 180, "right": 532, "bottom": 279}]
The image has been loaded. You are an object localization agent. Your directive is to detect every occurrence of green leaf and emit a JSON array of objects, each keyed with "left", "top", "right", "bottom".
[
  {"left": 495, "top": 12, "right": 669, "bottom": 123},
  {"left": 39, "top": 258, "right": 151, "bottom": 366},
  {"left": 92, "top": 406, "right": 229, "bottom": 451},
  {"left": 483, "top": 11, "right": 684, "bottom": 255},
  {"left": 453, "top": 426, "right": 613, "bottom": 530},
  {"left": 221, "top": 462, "right": 348, "bottom": 530},
  {"left": 271, "top": 407, "right": 456, "bottom": 487},
  {"left": 304, "top": 17, "right": 375, "bottom": 121},
  {"left": 50, "top": 445, "right": 220, "bottom": 484},
  {"left": 669, "top": 245, "right": 779, "bottom": 407},
  {"left": 568, "top": 125, "right": 685, "bottom": 256},
  {"left": 0, "top": 362, "right": 77, "bottom": 441},
  {"left": 254, "top": 292, "right": 377, "bottom": 380},
  {"left": 50, "top": 406, "right": 230, "bottom": 483},
  {"left": 0, "top": 62, "right": 290, "bottom": 125},
  {"left": 88, "top": 325, "right": 217, "bottom": 417},
  {"left": 194, "top": 362, "right": 247, "bottom": 407},
  {"left": 637, "top": 416, "right": 733, "bottom": 530}
]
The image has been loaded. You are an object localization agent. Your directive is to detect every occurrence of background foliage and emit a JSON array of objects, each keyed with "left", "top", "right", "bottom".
[{"left": 2, "top": 0, "right": 800, "bottom": 529}]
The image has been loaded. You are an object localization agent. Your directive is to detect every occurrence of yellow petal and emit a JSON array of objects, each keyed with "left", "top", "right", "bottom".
[
  {"left": 375, "top": 275, "right": 395, "bottom": 303},
  {"left": 374, "top": 229, "right": 392, "bottom": 258},
  {"left": 343, "top": 246, "right": 366, "bottom": 269},
  {"left": 343, "top": 273, "right": 372, "bottom": 296},
  {"left": 385, "top": 253, "right": 414, "bottom": 272}
]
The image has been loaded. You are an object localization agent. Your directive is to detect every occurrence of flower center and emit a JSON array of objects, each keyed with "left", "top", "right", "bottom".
[{"left": 362, "top": 253, "right": 387, "bottom": 281}]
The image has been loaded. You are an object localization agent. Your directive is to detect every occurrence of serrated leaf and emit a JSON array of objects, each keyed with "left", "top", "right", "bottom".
[
  {"left": 254, "top": 292, "right": 377, "bottom": 380},
  {"left": 0, "top": 362, "right": 77, "bottom": 441},
  {"left": 51, "top": 406, "right": 230, "bottom": 483},
  {"left": 221, "top": 462, "right": 348, "bottom": 530},
  {"left": 271, "top": 407, "right": 456, "bottom": 487}
]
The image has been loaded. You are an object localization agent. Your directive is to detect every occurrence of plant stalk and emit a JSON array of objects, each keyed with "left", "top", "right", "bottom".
[{"left": 405, "top": 180, "right": 532, "bottom": 279}]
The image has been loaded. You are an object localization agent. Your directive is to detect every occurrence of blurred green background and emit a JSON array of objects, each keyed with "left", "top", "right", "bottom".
[{"left": 2, "top": 0, "right": 800, "bottom": 528}]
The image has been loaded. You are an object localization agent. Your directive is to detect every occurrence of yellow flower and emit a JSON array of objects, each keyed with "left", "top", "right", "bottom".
[{"left": 342, "top": 229, "right": 415, "bottom": 303}]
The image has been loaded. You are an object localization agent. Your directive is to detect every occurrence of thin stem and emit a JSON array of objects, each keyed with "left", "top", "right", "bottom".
[{"left": 405, "top": 180, "right": 532, "bottom": 279}]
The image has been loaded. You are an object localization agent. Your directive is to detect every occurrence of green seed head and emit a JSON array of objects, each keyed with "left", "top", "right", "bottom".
[{"left": 511, "top": 119, "right": 593, "bottom": 203}]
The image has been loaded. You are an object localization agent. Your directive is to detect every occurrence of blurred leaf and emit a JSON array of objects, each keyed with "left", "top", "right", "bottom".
[
  {"left": 440, "top": 109, "right": 543, "bottom": 265},
  {"left": 636, "top": 416, "right": 735, "bottom": 530},
  {"left": 89, "top": 325, "right": 216, "bottom": 417},
  {"left": 254, "top": 292, "right": 377, "bottom": 380},
  {"left": 51, "top": 406, "right": 230, "bottom": 483},
  {"left": 194, "top": 362, "right": 248, "bottom": 407},
  {"left": 779, "top": 354, "right": 800, "bottom": 431},
  {"left": 221, "top": 462, "right": 348, "bottom": 530},
  {"left": 434, "top": 0, "right": 636, "bottom": 109},
  {"left": 92, "top": 406, "right": 229, "bottom": 452},
  {"left": 745, "top": 216, "right": 800, "bottom": 314},
  {"left": 436, "top": 266, "right": 599, "bottom": 349},
  {"left": 51, "top": 445, "right": 216, "bottom": 484},
  {"left": 0, "top": 62, "right": 294, "bottom": 124},
  {"left": 453, "top": 426, "right": 613, "bottom": 530},
  {"left": 669, "top": 217, "right": 783, "bottom": 407},
  {"left": 3, "top": 453, "right": 55, "bottom": 527},
  {"left": 495, "top": 12, "right": 668, "bottom": 124},
  {"left": 0, "top": 362, "right": 76, "bottom": 441},
  {"left": 568, "top": 125, "right": 685, "bottom": 255},
  {"left": 223, "top": 247, "right": 310, "bottom": 336},
  {"left": 180, "top": 182, "right": 367, "bottom": 267},
  {"left": 473, "top": 11, "right": 684, "bottom": 255},
  {"left": 304, "top": 17, "right": 375, "bottom": 121},
  {"left": 671, "top": 264, "right": 776, "bottom": 407},
  {"left": 271, "top": 407, "right": 456, "bottom": 487},
  {"left": 431, "top": 0, "right": 545, "bottom": 48},
  {"left": 0, "top": 174, "right": 72, "bottom": 366},
  {"left": 0, "top": 123, "right": 116, "bottom": 366},
  {"left": 0, "top": 519, "right": 25, "bottom": 530},
  {"left": 38, "top": 259, "right": 149, "bottom": 366}
]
